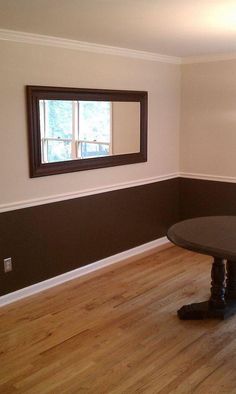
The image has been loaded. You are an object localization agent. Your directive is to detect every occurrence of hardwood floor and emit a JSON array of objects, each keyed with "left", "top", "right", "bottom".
[{"left": 1, "top": 245, "right": 236, "bottom": 393}]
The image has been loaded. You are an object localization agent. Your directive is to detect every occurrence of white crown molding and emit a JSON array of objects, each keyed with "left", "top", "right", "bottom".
[
  {"left": 0, "top": 29, "right": 181, "bottom": 64},
  {"left": 182, "top": 53, "right": 236, "bottom": 64},
  {"left": 0, "top": 173, "right": 179, "bottom": 213},
  {"left": 180, "top": 172, "right": 236, "bottom": 183},
  {"left": 0, "top": 236, "right": 170, "bottom": 307},
  {"left": 2, "top": 29, "right": 236, "bottom": 65}
]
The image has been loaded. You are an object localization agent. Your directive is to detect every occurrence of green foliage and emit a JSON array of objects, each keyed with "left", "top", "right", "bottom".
[{"left": 47, "top": 100, "right": 72, "bottom": 139}]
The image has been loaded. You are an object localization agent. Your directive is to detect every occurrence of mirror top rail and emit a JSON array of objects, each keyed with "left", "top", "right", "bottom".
[{"left": 27, "top": 85, "right": 147, "bottom": 102}]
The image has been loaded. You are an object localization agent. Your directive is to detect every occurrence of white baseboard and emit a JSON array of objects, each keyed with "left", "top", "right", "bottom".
[{"left": 0, "top": 236, "right": 170, "bottom": 307}]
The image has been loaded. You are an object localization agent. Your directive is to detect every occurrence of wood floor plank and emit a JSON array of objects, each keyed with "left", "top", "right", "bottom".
[{"left": 1, "top": 246, "right": 236, "bottom": 393}]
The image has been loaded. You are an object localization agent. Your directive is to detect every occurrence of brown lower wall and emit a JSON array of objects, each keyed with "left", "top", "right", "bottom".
[
  {"left": 0, "top": 178, "right": 180, "bottom": 296},
  {"left": 180, "top": 178, "right": 236, "bottom": 219},
  {"left": 2, "top": 177, "right": 235, "bottom": 297}
]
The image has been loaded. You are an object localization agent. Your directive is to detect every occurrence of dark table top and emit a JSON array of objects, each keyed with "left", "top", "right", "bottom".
[{"left": 167, "top": 216, "right": 236, "bottom": 261}]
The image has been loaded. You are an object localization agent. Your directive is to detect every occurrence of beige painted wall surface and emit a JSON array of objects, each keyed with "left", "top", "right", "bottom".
[
  {"left": 181, "top": 60, "right": 236, "bottom": 177},
  {"left": 0, "top": 41, "right": 180, "bottom": 206},
  {"left": 112, "top": 102, "right": 140, "bottom": 155}
]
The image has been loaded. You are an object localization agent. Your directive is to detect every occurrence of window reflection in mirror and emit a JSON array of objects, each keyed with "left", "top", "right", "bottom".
[
  {"left": 39, "top": 100, "right": 112, "bottom": 162},
  {"left": 39, "top": 99, "right": 140, "bottom": 163}
]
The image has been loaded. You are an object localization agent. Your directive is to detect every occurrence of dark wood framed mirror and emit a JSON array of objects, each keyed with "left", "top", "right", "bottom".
[{"left": 26, "top": 86, "right": 148, "bottom": 177}]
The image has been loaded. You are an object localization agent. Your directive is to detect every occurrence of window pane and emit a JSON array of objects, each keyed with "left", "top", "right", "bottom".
[
  {"left": 79, "top": 101, "right": 111, "bottom": 143},
  {"left": 79, "top": 142, "right": 109, "bottom": 158},
  {"left": 44, "top": 100, "right": 73, "bottom": 138},
  {"left": 47, "top": 140, "right": 71, "bottom": 162}
]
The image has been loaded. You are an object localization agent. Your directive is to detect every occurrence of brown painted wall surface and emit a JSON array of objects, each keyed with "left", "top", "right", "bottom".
[
  {"left": 0, "top": 179, "right": 179, "bottom": 296},
  {"left": 180, "top": 178, "right": 236, "bottom": 219}
]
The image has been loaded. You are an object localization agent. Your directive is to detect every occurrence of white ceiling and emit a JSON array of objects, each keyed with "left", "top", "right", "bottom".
[{"left": 1, "top": 0, "right": 236, "bottom": 57}]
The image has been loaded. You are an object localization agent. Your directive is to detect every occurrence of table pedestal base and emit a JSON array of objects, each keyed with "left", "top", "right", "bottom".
[
  {"left": 178, "top": 300, "right": 236, "bottom": 320},
  {"left": 178, "top": 259, "right": 236, "bottom": 320}
]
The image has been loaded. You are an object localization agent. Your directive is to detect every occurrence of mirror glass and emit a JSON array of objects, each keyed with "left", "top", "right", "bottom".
[
  {"left": 39, "top": 100, "right": 140, "bottom": 163},
  {"left": 26, "top": 86, "right": 147, "bottom": 177}
]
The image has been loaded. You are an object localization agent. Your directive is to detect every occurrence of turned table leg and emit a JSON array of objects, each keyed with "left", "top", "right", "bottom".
[{"left": 209, "top": 258, "right": 226, "bottom": 309}]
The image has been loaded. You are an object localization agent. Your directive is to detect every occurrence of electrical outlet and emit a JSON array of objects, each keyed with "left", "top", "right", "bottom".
[{"left": 4, "top": 257, "right": 12, "bottom": 273}]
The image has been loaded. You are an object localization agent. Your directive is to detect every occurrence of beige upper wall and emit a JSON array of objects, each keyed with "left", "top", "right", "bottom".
[
  {"left": 0, "top": 40, "right": 180, "bottom": 206},
  {"left": 181, "top": 59, "right": 236, "bottom": 177},
  {"left": 112, "top": 102, "right": 140, "bottom": 155}
]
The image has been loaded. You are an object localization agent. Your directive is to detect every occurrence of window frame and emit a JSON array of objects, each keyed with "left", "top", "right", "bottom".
[{"left": 26, "top": 86, "right": 148, "bottom": 177}]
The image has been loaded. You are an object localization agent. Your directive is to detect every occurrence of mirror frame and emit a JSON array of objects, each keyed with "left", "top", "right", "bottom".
[{"left": 26, "top": 86, "right": 147, "bottom": 177}]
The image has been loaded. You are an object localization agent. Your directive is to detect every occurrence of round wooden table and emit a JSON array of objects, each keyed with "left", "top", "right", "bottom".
[{"left": 167, "top": 216, "right": 236, "bottom": 320}]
